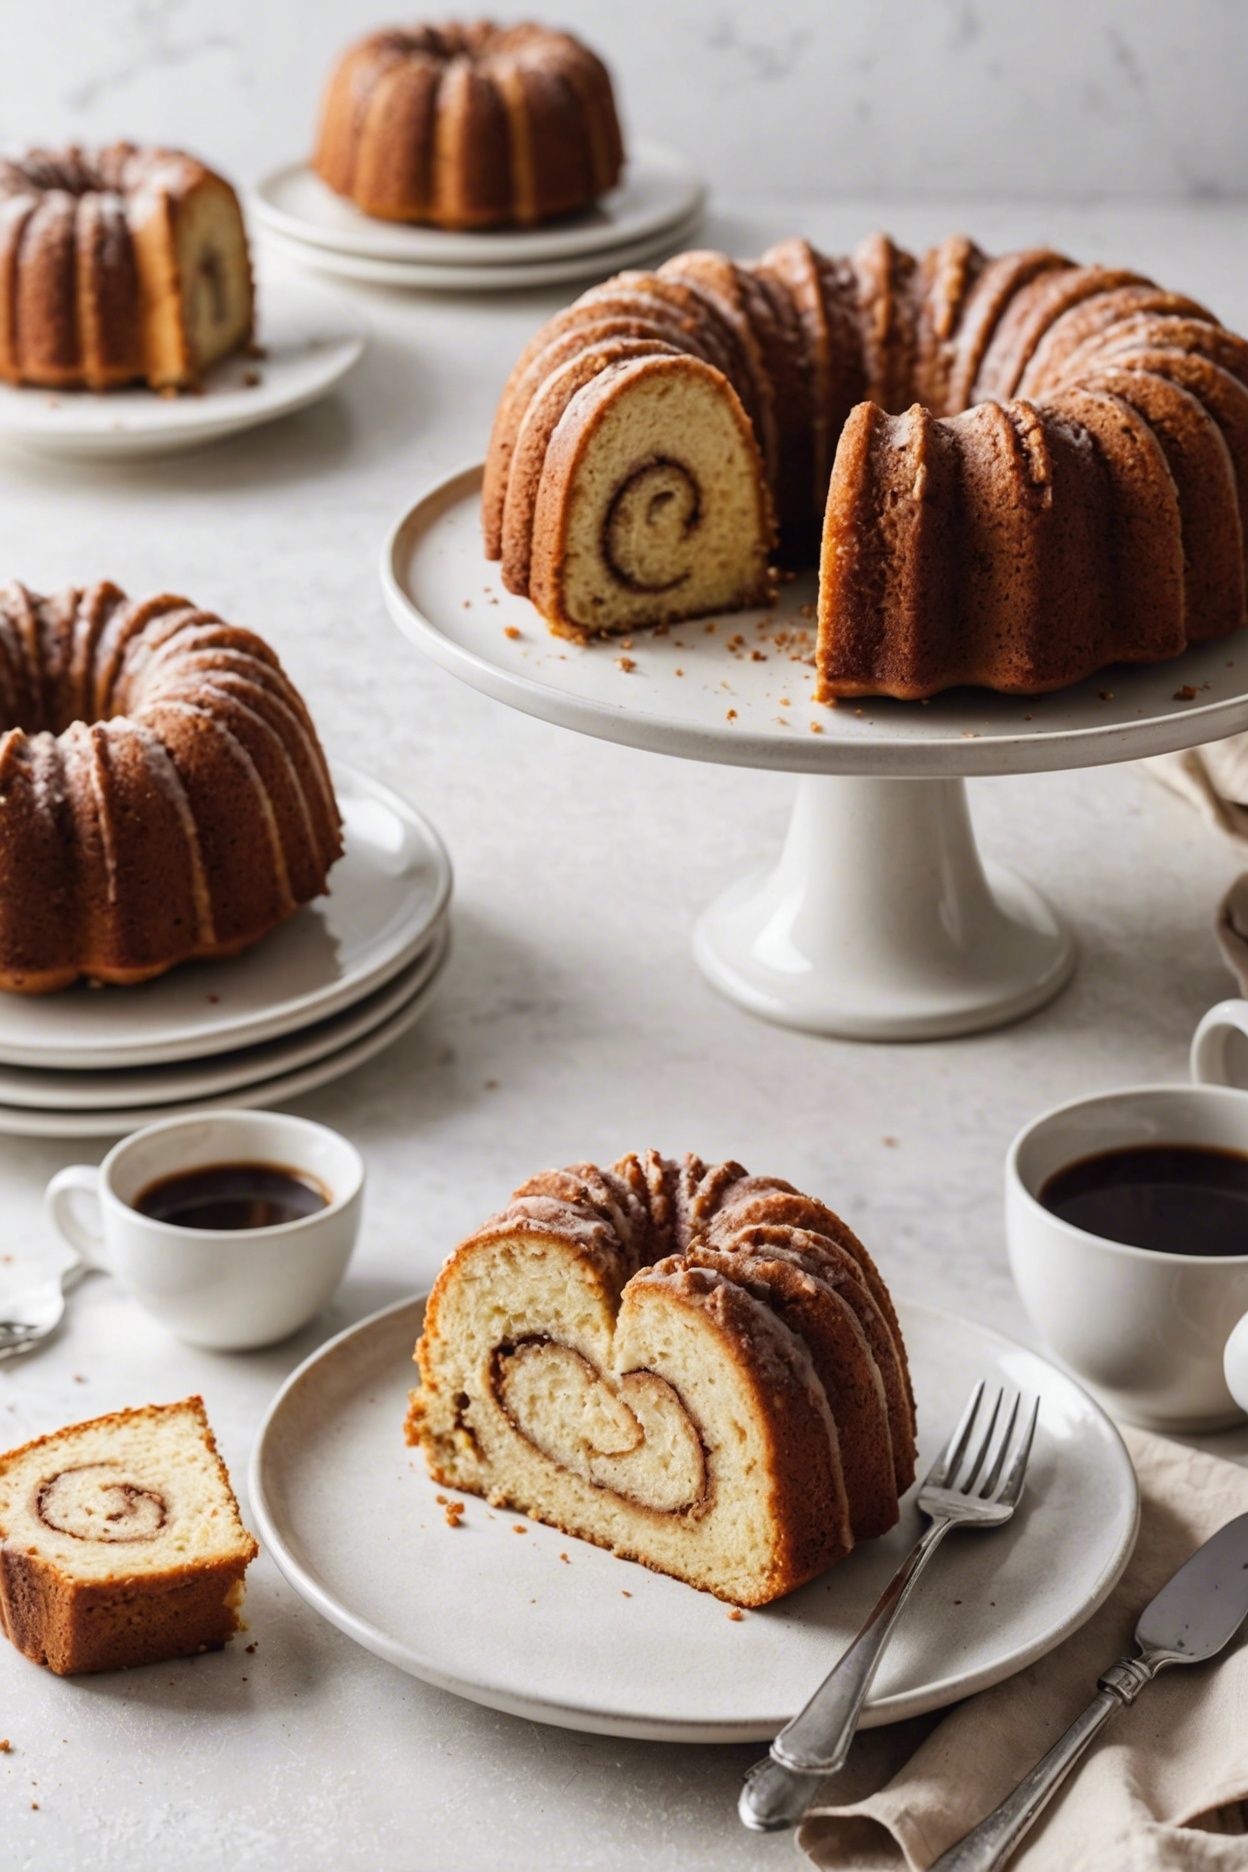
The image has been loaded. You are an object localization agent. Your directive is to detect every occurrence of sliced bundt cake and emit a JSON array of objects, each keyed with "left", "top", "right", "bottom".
[
  {"left": 0, "top": 145, "right": 253, "bottom": 392},
  {"left": 409, "top": 1152, "right": 916, "bottom": 1606},
  {"left": 484, "top": 234, "right": 1248, "bottom": 699}
]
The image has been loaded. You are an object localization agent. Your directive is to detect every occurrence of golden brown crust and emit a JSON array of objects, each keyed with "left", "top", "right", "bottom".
[
  {"left": 313, "top": 22, "right": 624, "bottom": 230},
  {"left": 0, "top": 144, "right": 253, "bottom": 392},
  {"left": 0, "top": 582, "right": 342, "bottom": 994}
]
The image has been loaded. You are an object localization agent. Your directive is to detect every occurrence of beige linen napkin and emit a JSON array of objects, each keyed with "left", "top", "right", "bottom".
[
  {"left": 799, "top": 1427, "right": 1248, "bottom": 1871},
  {"left": 1148, "top": 740, "right": 1248, "bottom": 847}
]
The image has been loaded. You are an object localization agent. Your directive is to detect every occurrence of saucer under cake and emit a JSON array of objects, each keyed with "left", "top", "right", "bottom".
[
  {"left": 0, "top": 941, "right": 448, "bottom": 1139},
  {"left": 251, "top": 140, "right": 704, "bottom": 270},
  {"left": 251, "top": 1294, "right": 1138, "bottom": 1742},
  {"left": 0, "top": 763, "right": 451, "bottom": 1073},
  {"left": 0, "top": 264, "right": 365, "bottom": 460}
]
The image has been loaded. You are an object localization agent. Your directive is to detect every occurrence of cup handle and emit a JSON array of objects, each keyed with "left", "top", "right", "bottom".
[
  {"left": 1226, "top": 1315, "right": 1248, "bottom": 1418},
  {"left": 44, "top": 1165, "right": 109, "bottom": 1273},
  {"left": 1191, "top": 999, "right": 1248, "bottom": 1088}
]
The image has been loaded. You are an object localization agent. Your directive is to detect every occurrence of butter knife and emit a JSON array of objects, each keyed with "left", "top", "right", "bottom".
[{"left": 931, "top": 1511, "right": 1248, "bottom": 1872}]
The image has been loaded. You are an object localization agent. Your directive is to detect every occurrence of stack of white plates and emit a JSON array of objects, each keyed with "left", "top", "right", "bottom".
[
  {"left": 250, "top": 140, "right": 706, "bottom": 292},
  {"left": 0, "top": 764, "right": 452, "bottom": 1139}
]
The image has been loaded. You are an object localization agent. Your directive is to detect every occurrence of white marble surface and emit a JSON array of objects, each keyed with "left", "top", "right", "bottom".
[
  {"left": 4, "top": 192, "right": 1248, "bottom": 1869},
  {"left": 4, "top": 0, "right": 1248, "bottom": 202}
]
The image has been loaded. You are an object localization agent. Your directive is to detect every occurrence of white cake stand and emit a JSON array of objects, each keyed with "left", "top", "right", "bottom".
[{"left": 382, "top": 466, "right": 1248, "bottom": 1040}]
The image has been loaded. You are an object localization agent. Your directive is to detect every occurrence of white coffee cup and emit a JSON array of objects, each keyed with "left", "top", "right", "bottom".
[
  {"left": 1007, "top": 1027, "right": 1248, "bottom": 1431},
  {"left": 45, "top": 1109, "right": 364, "bottom": 1351}
]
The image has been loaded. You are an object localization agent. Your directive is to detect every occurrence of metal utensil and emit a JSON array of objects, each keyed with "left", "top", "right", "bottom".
[
  {"left": 741, "top": 1383, "right": 1039, "bottom": 1833},
  {"left": 931, "top": 1511, "right": 1248, "bottom": 1871},
  {"left": 0, "top": 1253, "right": 97, "bottom": 1362}
]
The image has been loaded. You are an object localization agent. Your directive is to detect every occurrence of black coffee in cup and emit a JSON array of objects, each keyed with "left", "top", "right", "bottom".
[
  {"left": 135, "top": 1162, "right": 330, "bottom": 1232},
  {"left": 1039, "top": 1142, "right": 1248, "bottom": 1257}
]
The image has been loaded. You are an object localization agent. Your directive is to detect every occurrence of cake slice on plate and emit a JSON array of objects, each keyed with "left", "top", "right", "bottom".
[{"left": 0, "top": 1396, "right": 257, "bottom": 1675}]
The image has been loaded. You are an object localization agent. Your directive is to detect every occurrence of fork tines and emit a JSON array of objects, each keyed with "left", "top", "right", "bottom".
[{"left": 926, "top": 1382, "right": 1039, "bottom": 1506}]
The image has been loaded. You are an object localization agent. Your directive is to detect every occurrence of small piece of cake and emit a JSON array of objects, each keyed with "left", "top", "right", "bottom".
[{"left": 0, "top": 1397, "right": 257, "bottom": 1676}]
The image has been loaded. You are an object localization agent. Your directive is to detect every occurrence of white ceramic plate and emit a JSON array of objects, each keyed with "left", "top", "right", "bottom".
[
  {"left": 0, "top": 763, "right": 452, "bottom": 1072},
  {"left": 251, "top": 141, "right": 704, "bottom": 267},
  {"left": 250, "top": 1294, "right": 1139, "bottom": 1743},
  {"left": 0, "top": 924, "right": 449, "bottom": 1112},
  {"left": 0, "top": 958, "right": 446, "bottom": 1139},
  {"left": 0, "top": 267, "right": 366, "bottom": 460},
  {"left": 256, "top": 208, "right": 705, "bottom": 293},
  {"left": 382, "top": 465, "right": 1248, "bottom": 778}
]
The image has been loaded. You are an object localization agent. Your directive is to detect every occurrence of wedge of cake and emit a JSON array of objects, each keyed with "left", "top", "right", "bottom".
[{"left": 0, "top": 1396, "right": 257, "bottom": 1675}]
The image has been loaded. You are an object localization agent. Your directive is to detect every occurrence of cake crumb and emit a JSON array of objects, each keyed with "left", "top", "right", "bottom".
[
  {"left": 727, "top": 1609, "right": 745, "bottom": 1622},
  {"left": 513, "top": 1524, "right": 527, "bottom": 1534},
  {"left": 436, "top": 1494, "right": 447, "bottom": 1504},
  {"left": 779, "top": 696, "right": 791, "bottom": 707},
  {"left": 241, "top": 369, "right": 262, "bottom": 389},
  {"left": 559, "top": 1553, "right": 570, "bottom": 1564},
  {"left": 245, "top": 1643, "right": 257, "bottom": 1654},
  {"left": 725, "top": 708, "right": 738, "bottom": 721},
  {"left": 704, "top": 621, "right": 717, "bottom": 634},
  {"left": 1174, "top": 684, "right": 1198, "bottom": 701},
  {"left": 616, "top": 656, "right": 635, "bottom": 673},
  {"left": 882, "top": 1136, "right": 899, "bottom": 1149},
  {"left": 503, "top": 625, "right": 521, "bottom": 641},
  {"left": 485, "top": 1078, "right": 500, "bottom": 1090},
  {"left": 809, "top": 721, "right": 823, "bottom": 734},
  {"left": 674, "top": 667, "right": 684, "bottom": 677},
  {"left": 1098, "top": 689, "right": 1115, "bottom": 701},
  {"left": 621, "top": 1589, "right": 632, "bottom": 1598},
  {"left": 0, "top": 1739, "right": 10, "bottom": 1752},
  {"left": 73, "top": 1374, "right": 86, "bottom": 1384},
  {"left": 444, "top": 1501, "right": 465, "bottom": 1528}
]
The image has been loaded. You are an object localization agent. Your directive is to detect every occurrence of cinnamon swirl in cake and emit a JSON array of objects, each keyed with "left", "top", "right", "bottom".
[
  {"left": 408, "top": 1152, "right": 915, "bottom": 1606},
  {"left": 0, "top": 1397, "right": 257, "bottom": 1675}
]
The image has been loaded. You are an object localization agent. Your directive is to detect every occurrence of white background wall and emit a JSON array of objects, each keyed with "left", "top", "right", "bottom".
[{"left": 1, "top": 0, "right": 1245, "bottom": 202}]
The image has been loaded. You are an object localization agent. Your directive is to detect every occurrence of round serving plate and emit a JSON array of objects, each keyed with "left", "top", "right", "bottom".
[
  {"left": 0, "top": 924, "right": 449, "bottom": 1112},
  {"left": 0, "top": 265, "right": 366, "bottom": 461},
  {"left": 0, "top": 957, "right": 446, "bottom": 1139},
  {"left": 251, "top": 1294, "right": 1138, "bottom": 1743},
  {"left": 0, "top": 763, "right": 452, "bottom": 1072},
  {"left": 251, "top": 140, "right": 704, "bottom": 266},
  {"left": 379, "top": 465, "right": 1248, "bottom": 1039},
  {"left": 383, "top": 465, "right": 1248, "bottom": 780},
  {"left": 256, "top": 208, "right": 704, "bottom": 293}
]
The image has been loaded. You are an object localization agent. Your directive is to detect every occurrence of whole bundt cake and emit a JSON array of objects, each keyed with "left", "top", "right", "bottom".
[
  {"left": 312, "top": 20, "right": 624, "bottom": 229},
  {"left": 0, "top": 582, "right": 342, "bottom": 994},
  {"left": 409, "top": 1151, "right": 916, "bottom": 1606},
  {"left": 484, "top": 233, "right": 1248, "bottom": 699},
  {"left": 0, "top": 145, "right": 253, "bottom": 392}
]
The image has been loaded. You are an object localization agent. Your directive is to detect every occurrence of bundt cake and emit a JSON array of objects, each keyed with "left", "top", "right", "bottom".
[
  {"left": 0, "top": 144, "right": 253, "bottom": 392},
  {"left": 408, "top": 1152, "right": 916, "bottom": 1606},
  {"left": 312, "top": 21, "right": 624, "bottom": 229},
  {"left": 0, "top": 581, "right": 343, "bottom": 994},
  {"left": 484, "top": 234, "right": 1248, "bottom": 699},
  {"left": 0, "top": 1397, "right": 257, "bottom": 1676}
]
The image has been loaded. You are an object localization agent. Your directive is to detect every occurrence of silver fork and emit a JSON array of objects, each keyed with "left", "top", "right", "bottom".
[
  {"left": 740, "top": 1382, "right": 1039, "bottom": 1834},
  {"left": 0, "top": 1255, "right": 97, "bottom": 1363}
]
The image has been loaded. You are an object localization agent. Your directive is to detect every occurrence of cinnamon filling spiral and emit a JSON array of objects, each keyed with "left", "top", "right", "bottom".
[
  {"left": 603, "top": 458, "right": 701, "bottom": 593},
  {"left": 492, "top": 1339, "right": 708, "bottom": 1514},
  {"left": 36, "top": 1463, "right": 167, "bottom": 1543}
]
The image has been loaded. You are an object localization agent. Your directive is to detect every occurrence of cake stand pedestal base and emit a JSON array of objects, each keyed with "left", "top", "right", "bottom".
[{"left": 693, "top": 775, "right": 1075, "bottom": 1041}]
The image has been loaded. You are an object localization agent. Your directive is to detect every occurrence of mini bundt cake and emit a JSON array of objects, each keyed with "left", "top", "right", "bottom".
[
  {"left": 313, "top": 21, "right": 624, "bottom": 229},
  {"left": 484, "top": 234, "right": 1248, "bottom": 699},
  {"left": 0, "top": 144, "right": 253, "bottom": 392},
  {"left": 0, "top": 581, "right": 343, "bottom": 994},
  {"left": 409, "top": 1152, "right": 916, "bottom": 1606},
  {"left": 0, "top": 1397, "right": 257, "bottom": 1676}
]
